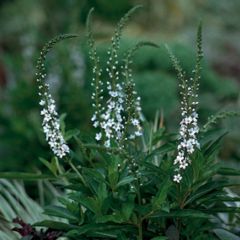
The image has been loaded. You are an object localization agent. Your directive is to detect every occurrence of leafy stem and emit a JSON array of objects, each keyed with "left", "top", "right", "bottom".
[{"left": 66, "top": 157, "right": 87, "bottom": 186}]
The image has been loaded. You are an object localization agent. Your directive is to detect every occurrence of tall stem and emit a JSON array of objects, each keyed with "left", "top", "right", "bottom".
[
  {"left": 67, "top": 158, "right": 87, "bottom": 186},
  {"left": 136, "top": 180, "right": 143, "bottom": 240}
]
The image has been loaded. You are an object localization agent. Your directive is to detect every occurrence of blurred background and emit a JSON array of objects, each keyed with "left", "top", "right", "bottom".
[{"left": 0, "top": 0, "right": 239, "bottom": 173}]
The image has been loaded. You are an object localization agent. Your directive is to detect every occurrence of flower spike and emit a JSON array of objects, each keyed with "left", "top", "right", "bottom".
[
  {"left": 36, "top": 34, "right": 78, "bottom": 158},
  {"left": 167, "top": 24, "right": 203, "bottom": 183}
]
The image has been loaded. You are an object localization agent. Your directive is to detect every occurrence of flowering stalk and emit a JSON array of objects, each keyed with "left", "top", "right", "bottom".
[
  {"left": 99, "top": 6, "right": 141, "bottom": 148},
  {"left": 87, "top": 6, "right": 146, "bottom": 148},
  {"left": 107, "top": 5, "right": 142, "bottom": 89},
  {"left": 122, "top": 41, "right": 158, "bottom": 143},
  {"left": 36, "top": 35, "right": 77, "bottom": 158},
  {"left": 167, "top": 23, "right": 203, "bottom": 183},
  {"left": 86, "top": 9, "right": 104, "bottom": 135}
]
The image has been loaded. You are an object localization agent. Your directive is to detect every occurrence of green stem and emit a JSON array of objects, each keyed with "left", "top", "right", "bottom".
[
  {"left": 67, "top": 159, "right": 87, "bottom": 186},
  {"left": 138, "top": 220, "right": 143, "bottom": 240},
  {"left": 136, "top": 180, "right": 143, "bottom": 240}
]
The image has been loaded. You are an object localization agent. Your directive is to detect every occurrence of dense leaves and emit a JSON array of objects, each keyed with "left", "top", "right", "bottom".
[{"left": 29, "top": 124, "right": 240, "bottom": 240}]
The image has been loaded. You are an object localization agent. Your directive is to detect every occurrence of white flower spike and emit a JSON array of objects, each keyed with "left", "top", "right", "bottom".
[{"left": 36, "top": 35, "right": 77, "bottom": 158}]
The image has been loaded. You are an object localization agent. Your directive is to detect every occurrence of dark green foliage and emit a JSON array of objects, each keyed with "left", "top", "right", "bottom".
[
  {"left": 33, "top": 123, "right": 240, "bottom": 239},
  {"left": 28, "top": 9, "right": 240, "bottom": 239}
]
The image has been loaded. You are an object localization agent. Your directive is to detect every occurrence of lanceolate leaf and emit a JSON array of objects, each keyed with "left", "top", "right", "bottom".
[
  {"left": 150, "top": 209, "right": 210, "bottom": 218},
  {"left": 66, "top": 223, "right": 132, "bottom": 237},
  {"left": 116, "top": 176, "right": 135, "bottom": 188},
  {"left": 214, "top": 229, "right": 240, "bottom": 240},
  {"left": 44, "top": 206, "right": 79, "bottom": 222},
  {"left": 145, "top": 142, "right": 176, "bottom": 160},
  {"left": 152, "top": 178, "right": 171, "bottom": 210},
  {"left": 34, "top": 220, "right": 77, "bottom": 231},
  {"left": 0, "top": 172, "right": 54, "bottom": 180},
  {"left": 217, "top": 167, "right": 240, "bottom": 176}
]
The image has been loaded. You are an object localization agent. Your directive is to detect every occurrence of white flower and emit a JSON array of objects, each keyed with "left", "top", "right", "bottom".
[
  {"left": 173, "top": 174, "right": 182, "bottom": 183},
  {"left": 174, "top": 74, "right": 200, "bottom": 183},
  {"left": 109, "top": 91, "right": 118, "bottom": 97},
  {"left": 95, "top": 132, "right": 102, "bottom": 141},
  {"left": 131, "top": 118, "right": 139, "bottom": 126},
  {"left": 185, "top": 116, "right": 193, "bottom": 124},
  {"left": 89, "top": 46, "right": 143, "bottom": 148},
  {"left": 135, "top": 130, "right": 142, "bottom": 137},
  {"left": 179, "top": 161, "right": 188, "bottom": 169},
  {"left": 174, "top": 154, "right": 184, "bottom": 165},
  {"left": 91, "top": 114, "right": 96, "bottom": 122},
  {"left": 37, "top": 74, "right": 70, "bottom": 159},
  {"left": 104, "top": 139, "right": 110, "bottom": 148},
  {"left": 39, "top": 100, "right": 45, "bottom": 106},
  {"left": 129, "top": 134, "right": 135, "bottom": 140},
  {"left": 93, "top": 121, "right": 99, "bottom": 128},
  {"left": 40, "top": 109, "right": 47, "bottom": 115}
]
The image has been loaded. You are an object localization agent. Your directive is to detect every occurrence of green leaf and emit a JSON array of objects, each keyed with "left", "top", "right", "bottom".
[
  {"left": 203, "top": 207, "right": 240, "bottom": 213},
  {"left": 39, "top": 157, "right": 59, "bottom": 176},
  {"left": 44, "top": 206, "right": 78, "bottom": 222},
  {"left": 59, "top": 113, "right": 67, "bottom": 134},
  {"left": 214, "top": 229, "right": 240, "bottom": 240},
  {"left": 77, "top": 195, "right": 100, "bottom": 215},
  {"left": 121, "top": 197, "right": 135, "bottom": 220},
  {"left": 152, "top": 178, "right": 171, "bottom": 210},
  {"left": 185, "top": 181, "right": 226, "bottom": 206},
  {"left": 108, "top": 158, "right": 120, "bottom": 190},
  {"left": 145, "top": 142, "right": 175, "bottom": 160},
  {"left": 117, "top": 232, "right": 128, "bottom": 240},
  {"left": 0, "top": 172, "right": 54, "bottom": 180},
  {"left": 58, "top": 197, "right": 83, "bottom": 224},
  {"left": 150, "top": 209, "right": 210, "bottom": 219},
  {"left": 116, "top": 176, "right": 135, "bottom": 188},
  {"left": 96, "top": 213, "right": 124, "bottom": 224},
  {"left": 199, "top": 128, "right": 226, "bottom": 146},
  {"left": 97, "top": 182, "right": 108, "bottom": 203},
  {"left": 88, "top": 231, "right": 118, "bottom": 238},
  {"left": 66, "top": 223, "right": 128, "bottom": 237},
  {"left": 204, "top": 133, "right": 227, "bottom": 159},
  {"left": 151, "top": 237, "right": 168, "bottom": 240},
  {"left": 64, "top": 129, "right": 80, "bottom": 141},
  {"left": 82, "top": 168, "right": 107, "bottom": 184},
  {"left": 217, "top": 167, "right": 240, "bottom": 176},
  {"left": 152, "top": 127, "right": 166, "bottom": 145}
]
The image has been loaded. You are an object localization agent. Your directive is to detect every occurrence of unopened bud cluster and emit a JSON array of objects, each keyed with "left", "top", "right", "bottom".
[{"left": 87, "top": 12, "right": 143, "bottom": 148}]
